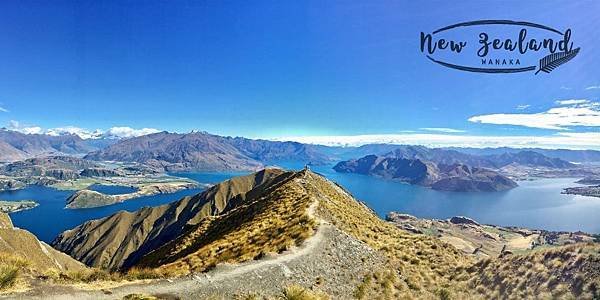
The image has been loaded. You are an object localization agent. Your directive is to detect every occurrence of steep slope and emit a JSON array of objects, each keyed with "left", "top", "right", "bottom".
[
  {"left": 0, "top": 140, "right": 28, "bottom": 161},
  {"left": 333, "top": 155, "right": 517, "bottom": 192},
  {"left": 52, "top": 169, "right": 290, "bottom": 270},
  {"left": 463, "top": 243, "right": 600, "bottom": 299},
  {"left": 0, "top": 130, "right": 94, "bottom": 162},
  {"left": 0, "top": 213, "right": 86, "bottom": 273}
]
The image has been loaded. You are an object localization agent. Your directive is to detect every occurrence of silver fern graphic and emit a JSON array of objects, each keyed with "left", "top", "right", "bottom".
[{"left": 535, "top": 47, "right": 580, "bottom": 75}]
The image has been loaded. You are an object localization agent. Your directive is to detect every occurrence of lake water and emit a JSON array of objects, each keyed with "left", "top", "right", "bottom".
[
  {"left": 3, "top": 185, "right": 205, "bottom": 243},
  {"left": 87, "top": 184, "right": 138, "bottom": 195},
  {"left": 2, "top": 166, "right": 599, "bottom": 244}
]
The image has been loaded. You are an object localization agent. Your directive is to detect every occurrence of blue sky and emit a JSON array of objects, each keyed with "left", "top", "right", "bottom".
[{"left": 0, "top": 1, "right": 599, "bottom": 148}]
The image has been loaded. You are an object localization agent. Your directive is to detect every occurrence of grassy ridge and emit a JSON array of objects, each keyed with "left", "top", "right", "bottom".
[{"left": 138, "top": 171, "right": 318, "bottom": 274}]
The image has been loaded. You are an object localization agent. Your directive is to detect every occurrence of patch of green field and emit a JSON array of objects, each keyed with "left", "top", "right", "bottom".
[{"left": 51, "top": 178, "right": 111, "bottom": 190}]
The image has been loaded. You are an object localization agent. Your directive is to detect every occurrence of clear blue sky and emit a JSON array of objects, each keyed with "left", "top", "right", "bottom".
[{"left": 0, "top": 1, "right": 599, "bottom": 147}]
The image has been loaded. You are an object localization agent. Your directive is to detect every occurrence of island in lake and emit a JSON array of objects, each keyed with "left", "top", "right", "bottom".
[
  {"left": 562, "top": 185, "right": 600, "bottom": 198},
  {"left": 0, "top": 200, "right": 38, "bottom": 213}
]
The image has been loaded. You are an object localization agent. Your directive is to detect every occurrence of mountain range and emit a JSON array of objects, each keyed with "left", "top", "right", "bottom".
[
  {"left": 0, "top": 129, "right": 97, "bottom": 162},
  {"left": 84, "top": 131, "right": 332, "bottom": 171},
  {"left": 1, "top": 129, "right": 599, "bottom": 173}
]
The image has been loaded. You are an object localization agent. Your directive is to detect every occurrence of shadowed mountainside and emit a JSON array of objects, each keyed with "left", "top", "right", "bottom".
[{"left": 52, "top": 169, "right": 291, "bottom": 270}]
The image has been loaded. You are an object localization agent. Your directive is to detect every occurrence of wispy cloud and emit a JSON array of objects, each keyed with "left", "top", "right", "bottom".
[
  {"left": 0, "top": 107, "right": 8, "bottom": 113},
  {"left": 515, "top": 104, "right": 530, "bottom": 110},
  {"left": 560, "top": 86, "right": 572, "bottom": 90},
  {"left": 104, "top": 127, "right": 160, "bottom": 139},
  {"left": 585, "top": 85, "right": 600, "bottom": 90},
  {"left": 271, "top": 132, "right": 600, "bottom": 150},
  {"left": 420, "top": 127, "right": 465, "bottom": 133},
  {"left": 468, "top": 99, "right": 600, "bottom": 130}
]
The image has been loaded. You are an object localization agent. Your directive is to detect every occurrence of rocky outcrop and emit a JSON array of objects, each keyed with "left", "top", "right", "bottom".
[
  {"left": 79, "top": 168, "right": 123, "bottom": 177},
  {"left": 449, "top": 216, "right": 479, "bottom": 226},
  {"left": 0, "top": 178, "right": 26, "bottom": 191},
  {"left": 42, "top": 168, "right": 80, "bottom": 180}
]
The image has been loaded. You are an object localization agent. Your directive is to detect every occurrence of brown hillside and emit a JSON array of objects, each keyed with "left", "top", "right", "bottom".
[
  {"left": 0, "top": 213, "right": 85, "bottom": 273},
  {"left": 52, "top": 168, "right": 290, "bottom": 270}
]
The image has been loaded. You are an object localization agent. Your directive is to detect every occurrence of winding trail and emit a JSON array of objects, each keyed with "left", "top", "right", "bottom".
[{"left": 4, "top": 173, "right": 383, "bottom": 300}]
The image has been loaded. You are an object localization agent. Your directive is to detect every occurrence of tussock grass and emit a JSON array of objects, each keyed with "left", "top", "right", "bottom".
[
  {"left": 0, "top": 266, "right": 19, "bottom": 290},
  {"left": 306, "top": 173, "right": 472, "bottom": 298},
  {"left": 462, "top": 243, "right": 600, "bottom": 299},
  {"left": 281, "top": 284, "right": 330, "bottom": 300},
  {"left": 137, "top": 172, "right": 318, "bottom": 275},
  {"left": 51, "top": 266, "right": 175, "bottom": 284},
  {"left": 0, "top": 252, "right": 29, "bottom": 291}
]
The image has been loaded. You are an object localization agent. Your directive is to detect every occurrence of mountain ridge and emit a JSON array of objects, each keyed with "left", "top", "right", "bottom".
[
  {"left": 84, "top": 131, "right": 332, "bottom": 171},
  {"left": 333, "top": 155, "right": 518, "bottom": 192}
]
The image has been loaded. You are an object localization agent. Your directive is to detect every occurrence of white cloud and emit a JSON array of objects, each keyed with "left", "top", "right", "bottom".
[
  {"left": 3, "top": 121, "right": 160, "bottom": 139},
  {"left": 560, "top": 86, "right": 572, "bottom": 90},
  {"left": 104, "top": 127, "right": 160, "bottom": 139},
  {"left": 555, "top": 99, "right": 590, "bottom": 106},
  {"left": 585, "top": 85, "right": 600, "bottom": 90},
  {"left": 0, "top": 107, "right": 8, "bottom": 113},
  {"left": 420, "top": 127, "right": 465, "bottom": 133},
  {"left": 46, "top": 126, "right": 104, "bottom": 139},
  {"left": 468, "top": 100, "right": 600, "bottom": 130},
  {"left": 271, "top": 132, "right": 600, "bottom": 150},
  {"left": 516, "top": 104, "right": 530, "bottom": 110}
]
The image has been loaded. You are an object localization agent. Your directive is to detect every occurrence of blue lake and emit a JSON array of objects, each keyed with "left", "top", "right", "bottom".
[
  {"left": 2, "top": 166, "right": 600, "bottom": 244},
  {"left": 87, "top": 184, "right": 138, "bottom": 195},
  {"left": 3, "top": 185, "right": 205, "bottom": 243}
]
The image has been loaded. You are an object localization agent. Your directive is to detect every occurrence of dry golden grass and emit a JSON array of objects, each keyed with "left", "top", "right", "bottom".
[
  {"left": 137, "top": 171, "right": 318, "bottom": 275},
  {"left": 307, "top": 173, "right": 474, "bottom": 299},
  {"left": 281, "top": 284, "right": 330, "bottom": 300},
  {"left": 0, "top": 252, "right": 29, "bottom": 291},
  {"left": 461, "top": 243, "right": 600, "bottom": 299}
]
